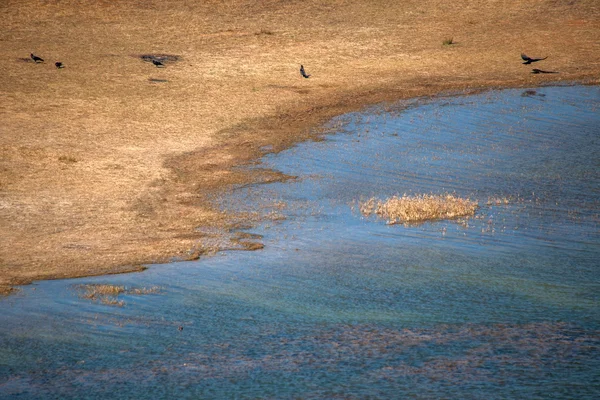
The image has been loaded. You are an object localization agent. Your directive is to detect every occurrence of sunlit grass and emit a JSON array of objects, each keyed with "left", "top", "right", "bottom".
[{"left": 360, "top": 193, "right": 478, "bottom": 224}]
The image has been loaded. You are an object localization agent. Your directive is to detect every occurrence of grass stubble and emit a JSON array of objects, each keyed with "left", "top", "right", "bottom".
[{"left": 1, "top": 0, "right": 599, "bottom": 294}]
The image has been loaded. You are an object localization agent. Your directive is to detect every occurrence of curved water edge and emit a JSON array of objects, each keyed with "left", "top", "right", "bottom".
[{"left": 1, "top": 85, "right": 599, "bottom": 399}]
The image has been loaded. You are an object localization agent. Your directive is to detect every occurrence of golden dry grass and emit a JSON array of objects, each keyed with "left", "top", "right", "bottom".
[
  {"left": 360, "top": 194, "right": 478, "bottom": 224},
  {"left": 1, "top": 0, "right": 599, "bottom": 294}
]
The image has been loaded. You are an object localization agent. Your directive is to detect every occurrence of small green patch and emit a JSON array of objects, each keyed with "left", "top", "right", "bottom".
[{"left": 442, "top": 37, "right": 454, "bottom": 46}]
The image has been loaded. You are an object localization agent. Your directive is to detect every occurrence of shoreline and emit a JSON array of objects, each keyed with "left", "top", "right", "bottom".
[
  {"left": 2, "top": 0, "right": 600, "bottom": 295},
  {"left": 2, "top": 78, "right": 598, "bottom": 296}
]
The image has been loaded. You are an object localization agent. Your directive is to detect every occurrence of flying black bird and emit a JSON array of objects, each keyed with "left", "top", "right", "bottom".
[
  {"left": 521, "top": 53, "right": 548, "bottom": 64},
  {"left": 30, "top": 53, "right": 44, "bottom": 63},
  {"left": 152, "top": 59, "right": 165, "bottom": 68},
  {"left": 531, "top": 68, "right": 558, "bottom": 74},
  {"left": 55, "top": 62, "right": 64, "bottom": 69},
  {"left": 300, "top": 64, "right": 311, "bottom": 78}
]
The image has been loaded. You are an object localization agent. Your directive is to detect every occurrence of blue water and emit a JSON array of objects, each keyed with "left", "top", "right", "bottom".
[{"left": 1, "top": 85, "right": 599, "bottom": 399}]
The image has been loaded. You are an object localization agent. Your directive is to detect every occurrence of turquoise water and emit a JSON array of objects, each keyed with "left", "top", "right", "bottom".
[{"left": 1, "top": 86, "right": 599, "bottom": 399}]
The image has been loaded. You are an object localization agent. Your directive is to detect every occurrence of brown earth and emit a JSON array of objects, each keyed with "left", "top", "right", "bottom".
[{"left": 1, "top": 0, "right": 599, "bottom": 295}]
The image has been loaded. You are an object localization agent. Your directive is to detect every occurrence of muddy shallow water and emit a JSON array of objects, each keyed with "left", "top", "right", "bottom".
[{"left": 1, "top": 85, "right": 599, "bottom": 399}]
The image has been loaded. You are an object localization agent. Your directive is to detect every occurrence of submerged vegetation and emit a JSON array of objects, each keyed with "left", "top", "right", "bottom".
[
  {"left": 360, "top": 193, "right": 478, "bottom": 224},
  {"left": 75, "top": 284, "right": 161, "bottom": 306}
]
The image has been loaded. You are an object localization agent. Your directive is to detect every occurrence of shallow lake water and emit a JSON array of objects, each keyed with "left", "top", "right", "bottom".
[{"left": 1, "top": 85, "right": 599, "bottom": 399}]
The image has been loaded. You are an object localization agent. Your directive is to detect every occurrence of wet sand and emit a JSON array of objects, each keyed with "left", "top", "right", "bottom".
[{"left": 1, "top": 0, "right": 599, "bottom": 294}]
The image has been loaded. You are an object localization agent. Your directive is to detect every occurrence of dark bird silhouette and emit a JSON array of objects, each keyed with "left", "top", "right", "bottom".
[
  {"left": 531, "top": 68, "right": 558, "bottom": 74},
  {"left": 300, "top": 64, "right": 311, "bottom": 78},
  {"left": 55, "top": 62, "right": 64, "bottom": 69},
  {"left": 521, "top": 53, "right": 547, "bottom": 64},
  {"left": 152, "top": 59, "right": 165, "bottom": 68},
  {"left": 30, "top": 53, "right": 44, "bottom": 63},
  {"left": 178, "top": 326, "right": 183, "bottom": 331}
]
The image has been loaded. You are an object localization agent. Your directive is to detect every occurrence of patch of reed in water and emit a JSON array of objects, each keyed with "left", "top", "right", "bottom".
[
  {"left": 360, "top": 193, "right": 478, "bottom": 224},
  {"left": 75, "top": 284, "right": 161, "bottom": 306}
]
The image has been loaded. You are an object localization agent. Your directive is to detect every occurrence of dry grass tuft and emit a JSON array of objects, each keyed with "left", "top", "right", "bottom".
[
  {"left": 442, "top": 37, "right": 455, "bottom": 45},
  {"left": 486, "top": 196, "right": 511, "bottom": 205},
  {"left": 360, "top": 193, "right": 478, "bottom": 225},
  {"left": 127, "top": 286, "right": 162, "bottom": 295},
  {"left": 79, "top": 284, "right": 125, "bottom": 299},
  {"left": 100, "top": 297, "right": 126, "bottom": 307},
  {"left": 76, "top": 284, "right": 161, "bottom": 306}
]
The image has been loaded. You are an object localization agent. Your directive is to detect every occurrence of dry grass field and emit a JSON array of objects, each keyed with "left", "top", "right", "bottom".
[{"left": 1, "top": 0, "right": 599, "bottom": 294}]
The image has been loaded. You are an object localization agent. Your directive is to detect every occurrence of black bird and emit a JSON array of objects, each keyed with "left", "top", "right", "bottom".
[
  {"left": 521, "top": 53, "right": 548, "bottom": 64},
  {"left": 178, "top": 326, "right": 183, "bottom": 332},
  {"left": 300, "top": 64, "right": 311, "bottom": 78},
  {"left": 55, "top": 62, "right": 64, "bottom": 69},
  {"left": 531, "top": 68, "right": 558, "bottom": 74},
  {"left": 152, "top": 59, "right": 165, "bottom": 68},
  {"left": 30, "top": 53, "right": 44, "bottom": 63}
]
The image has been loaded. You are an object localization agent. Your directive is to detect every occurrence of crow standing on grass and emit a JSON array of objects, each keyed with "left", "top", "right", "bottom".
[
  {"left": 300, "top": 64, "right": 311, "bottom": 78},
  {"left": 55, "top": 62, "right": 65, "bottom": 69},
  {"left": 30, "top": 53, "right": 44, "bottom": 63},
  {"left": 521, "top": 53, "right": 548, "bottom": 64}
]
